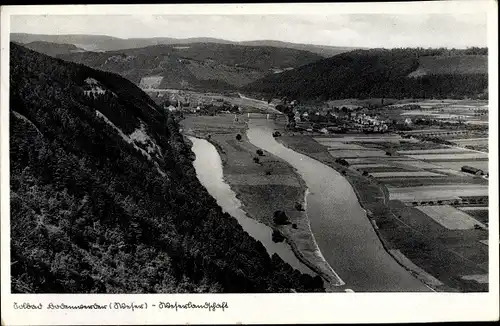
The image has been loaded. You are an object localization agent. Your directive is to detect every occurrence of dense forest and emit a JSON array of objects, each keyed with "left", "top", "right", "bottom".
[
  {"left": 9, "top": 43, "right": 324, "bottom": 293},
  {"left": 244, "top": 48, "right": 488, "bottom": 100}
]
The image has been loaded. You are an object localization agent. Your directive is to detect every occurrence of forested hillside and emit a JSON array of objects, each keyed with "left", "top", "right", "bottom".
[
  {"left": 55, "top": 43, "right": 324, "bottom": 90},
  {"left": 244, "top": 48, "right": 488, "bottom": 100},
  {"left": 22, "top": 41, "right": 85, "bottom": 57},
  {"left": 9, "top": 43, "right": 324, "bottom": 293}
]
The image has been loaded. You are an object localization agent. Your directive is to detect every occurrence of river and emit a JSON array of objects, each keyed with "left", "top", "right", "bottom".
[
  {"left": 188, "top": 136, "right": 315, "bottom": 276},
  {"left": 246, "top": 119, "right": 430, "bottom": 292}
]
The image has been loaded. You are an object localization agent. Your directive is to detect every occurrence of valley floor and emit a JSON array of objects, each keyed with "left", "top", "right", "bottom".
[
  {"left": 180, "top": 114, "right": 344, "bottom": 291},
  {"left": 276, "top": 131, "right": 489, "bottom": 292}
]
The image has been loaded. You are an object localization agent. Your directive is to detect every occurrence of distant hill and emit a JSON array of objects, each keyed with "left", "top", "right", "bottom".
[
  {"left": 10, "top": 42, "right": 324, "bottom": 293},
  {"left": 54, "top": 43, "right": 324, "bottom": 90},
  {"left": 11, "top": 33, "right": 357, "bottom": 57},
  {"left": 240, "top": 40, "right": 360, "bottom": 57},
  {"left": 11, "top": 33, "right": 121, "bottom": 51},
  {"left": 244, "top": 48, "right": 488, "bottom": 100},
  {"left": 22, "top": 41, "right": 85, "bottom": 56}
]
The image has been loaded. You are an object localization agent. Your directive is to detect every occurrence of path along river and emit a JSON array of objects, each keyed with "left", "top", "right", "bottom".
[
  {"left": 246, "top": 119, "right": 429, "bottom": 292},
  {"left": 188, "top": 136, "right": 315, "bottom": 276}
]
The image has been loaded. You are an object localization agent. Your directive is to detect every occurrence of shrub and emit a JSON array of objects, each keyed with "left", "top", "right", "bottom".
[
  {"left": 265, "top": 170, "right": 271, "bottom": 175},
  {"left": 253, "top": 157, "right": 260, "bottom": 164},
  {"left": 292, "top": 223, "right": 297, "bottom": 229},
  {"left": 236, "top": 134, "right": 242, "bottom": 141},
  {"left": 295, "top": 202, "right": 304, "bottom": 211},
  {"left": 335, "top": 158, "right": 349, "bottom": 167},
  {"left": 362, "top": 171, "right": 369, "bottom": 176},
  {"left": 273, "top": 211, "right": 289, "bottom": 225},
  {"left": 256, "top": 149, "right": 264, "bottom": 156},
  {"left": 272, "top": 230, "right": 285, "bottom": 243}
]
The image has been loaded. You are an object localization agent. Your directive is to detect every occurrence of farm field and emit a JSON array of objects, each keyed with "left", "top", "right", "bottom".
[
  {"left": 433, "top": 168, "right": 472, "bottom": 177},
  {"left": 317, "top": 134, "right": 489, "bottom": 176},
  {"left": 396, "top": 148, "right": 480, "bottom": 155},
  {"left": 314, "top": 135, "right": 404, "bottom": 144},
  {"left": 405, "top": 153, "right": 488, "bottom": 160},
  {"left": 314, "top": 143, "right": 367, "bottom": 150},
  {"left": 429, "top": 160, "right": 489, "bottom": 173},
  {"left": 355, "top": 166, "right": 411, "bottom": 173},
  {"left": 370, "top": 171, "right": 444, "bottom": 178},
  {"left": 451, "top": 138, "right": 488, "bottom": 146},
  {"left": 380, "top": 176, "right": 488, "bottom": 188},
  {"left": 350, "top": 163, "right": 394, "bottom": 169},
  {"left": 415, "top": 205, "right": 487, "bottom": 230},
  {"left": 387, "top": 184, "right": 488, "bottom": 202},
  {"left": 391, "top": 160, "right": 444, "bottom": 169},
  {"left": 328, "top": 149, "right": 387, "bottom": 158},
  {"left": 457, "top": 207, "right": 489, "bottom": 226},
  {"left": 278, "top": 130, "right": 489, "bottom": 292}
]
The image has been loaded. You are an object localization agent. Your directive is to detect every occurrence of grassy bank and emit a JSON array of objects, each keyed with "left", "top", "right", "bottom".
[{"left": 181, "top": 114, "right": 344, "bottom": 291}]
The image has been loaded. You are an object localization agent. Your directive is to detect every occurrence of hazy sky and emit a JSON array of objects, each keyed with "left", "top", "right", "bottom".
[{"left": 11, "top": 13, "right": 488, "bottom": 48}]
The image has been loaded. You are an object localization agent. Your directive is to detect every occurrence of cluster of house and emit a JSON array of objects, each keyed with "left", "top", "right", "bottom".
[
  {"left": 349, "top": 112, "right": 391, "bottom": 132},
  {"left": 164, "top": 96, "right": 241, "bottom": 115},
  {"left": 291, "top": 108, "right": 393, "bottom": 134}
]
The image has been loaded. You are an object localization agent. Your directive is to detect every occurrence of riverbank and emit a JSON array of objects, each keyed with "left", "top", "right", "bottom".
[
  {"left": 181, "top": 115, "right": 345, "bottom": 291},
  {"left": 275, "top": 133, "right": 483, "bottom": 292}
]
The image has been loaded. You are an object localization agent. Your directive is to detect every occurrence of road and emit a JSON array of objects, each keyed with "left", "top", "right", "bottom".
[{"left": 238, "top": 93, "right": 284, "bottom": 115}]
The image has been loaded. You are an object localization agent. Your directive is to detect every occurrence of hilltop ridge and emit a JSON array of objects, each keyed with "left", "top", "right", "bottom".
[
  {"left": 244, "top": 47, "right": 488, "bottom": 100},
  {"left": 11, "top": 33, "right": 358, "bottom": 57}
]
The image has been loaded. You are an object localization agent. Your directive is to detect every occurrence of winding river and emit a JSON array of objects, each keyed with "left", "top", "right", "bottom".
[
  {"left": 246, "top": 119, "right": 429, "bottom": 292},
  {"left": 188, "top": 136, "right": 315, "bottom": 276}
]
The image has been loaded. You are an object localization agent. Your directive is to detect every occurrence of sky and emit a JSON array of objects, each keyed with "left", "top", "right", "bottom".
[{"left": 10, "top": 13, "right": 488, "bottom": 48}]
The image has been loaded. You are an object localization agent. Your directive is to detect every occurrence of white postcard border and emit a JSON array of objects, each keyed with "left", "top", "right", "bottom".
[{"left": 1, "top": 2, "right": 499, "bottom": 325}]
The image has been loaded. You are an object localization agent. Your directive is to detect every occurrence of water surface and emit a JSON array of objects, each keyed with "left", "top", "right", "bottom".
[
  {"left": 188, "top": 136, "right": 314, "bottom": 276},
  {"left": 246, "top": 120, "right": 429, "bottom": 292}
]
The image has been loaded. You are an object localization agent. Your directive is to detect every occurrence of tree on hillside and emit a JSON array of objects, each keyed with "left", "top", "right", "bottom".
[
  {"left": 236, "top": 134, "right": 242, "bottom": 141},
  {"left": 273, "top": 211, "right": 289, "bottom": 225}
]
